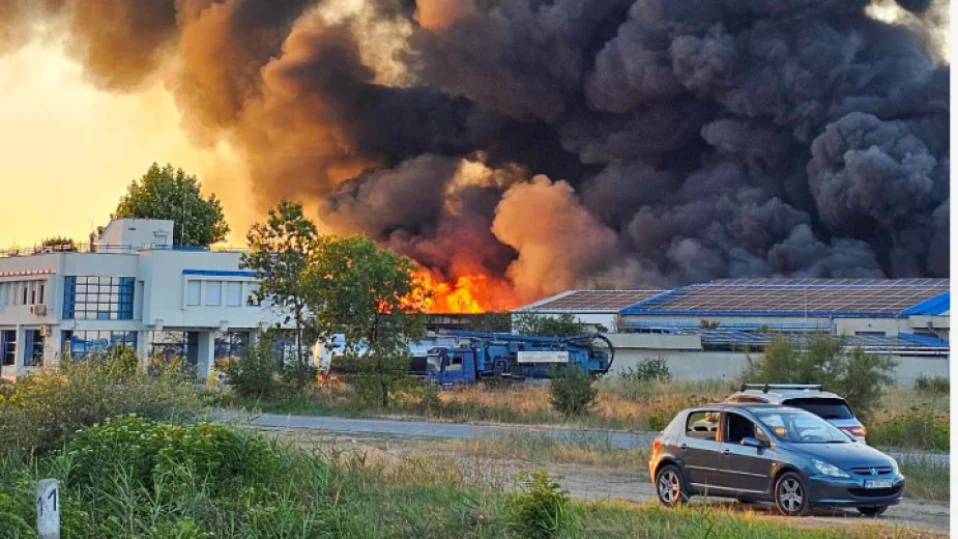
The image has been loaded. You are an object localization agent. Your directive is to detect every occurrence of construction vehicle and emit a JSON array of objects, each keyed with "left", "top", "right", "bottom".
[{"left": 314, "top": 330, "right": 614, "bottom": 384}]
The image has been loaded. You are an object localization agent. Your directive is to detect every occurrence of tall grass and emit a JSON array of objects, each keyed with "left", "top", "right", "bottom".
[{"left": 0, "top": 418, "right": 916, "bottom": 539}]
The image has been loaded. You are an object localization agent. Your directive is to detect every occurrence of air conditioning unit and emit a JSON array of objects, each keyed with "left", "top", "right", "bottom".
[{"left": 29, "top": 305, "right": 47, "bottom": 316}]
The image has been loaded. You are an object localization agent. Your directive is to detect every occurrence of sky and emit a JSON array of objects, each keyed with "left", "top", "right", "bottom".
[{"left": 0, "top": 41, "right": 248, "bottom": 248}]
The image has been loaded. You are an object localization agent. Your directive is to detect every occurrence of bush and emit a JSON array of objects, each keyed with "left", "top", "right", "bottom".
[
  {"left": 549, "top": 367, "right": 598, "bottom": 417},
  {"left": 617, "top": 357, "right": 672, "bottom": 383},
  {"left": 0, "top": 349, "right": 201, "bottom": 455},
  {"left": 508, "top": 470, "right": 572, "bottom": 539},
  {"left": 744, "top": 335, "right": 896, "bottom": 420},
  {"left": 868, "top": 409, "right": 949, "bottom": 451},
  {"left": 66, "top": 416, "right": 283, "bottom": 494},
  {"left": 225, "top": 331, "right": 280, "bottom": 399},
  {"left": 914, "top": 374, "right": 949, "bottom": 395}
]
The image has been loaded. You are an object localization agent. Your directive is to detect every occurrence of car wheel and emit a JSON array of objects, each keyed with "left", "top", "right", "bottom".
[
  {"left": 774, "top": 472, "right": 811, "bottom": 516},
  {"left": 655, "top": 464, "right": 688, "bottom": 507},
  {"left": 857, "top": 506, "right": 888, "bottom": 517}
]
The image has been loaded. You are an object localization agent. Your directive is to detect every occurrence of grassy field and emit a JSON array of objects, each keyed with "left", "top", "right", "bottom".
[
  {"left": 440, "top": 432, "right": 948, "bottom": 503},
  {"left": 0, "top": 417, "right": 938, "bottom": 539},
  {"left": 228, "top": 377, "right": 950, "bottom": 451}
]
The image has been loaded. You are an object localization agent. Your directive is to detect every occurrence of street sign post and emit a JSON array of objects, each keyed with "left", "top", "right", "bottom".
[{"left": 37, "top": 479, "right": 60, "bottom": 539}]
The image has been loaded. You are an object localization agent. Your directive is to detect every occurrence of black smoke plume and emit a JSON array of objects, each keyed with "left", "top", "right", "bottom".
[{"left": 4, "top": 0, "right": 948, "bottom": 301}]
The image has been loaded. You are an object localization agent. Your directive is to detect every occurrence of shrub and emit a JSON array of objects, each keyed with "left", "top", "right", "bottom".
[
  {"left": 549, "top": 367, "right": 598, "bottom": 417},
  {"left": 0, "top": 350, "right": 201, "bottom": 455},
  {"left": 617, "top": 357, "right": 672, "bottom": 383},
  {"left": 868, "top": 409, "right": 949, "bottom": 451},
  {"left": 508, "top": 470, "right": 572, "bottom": 539},
  {"left": 914, "top": 374, "right": 949, "bottom": 395},
  {"left": 225, "top": 330, "right": 280, "bottom": 400},
  {"left": 744, "top": 335, "right": 896, "bottom": 420},
  {"left": 66, "top": 416, "right": 283, "bottom": 494}
]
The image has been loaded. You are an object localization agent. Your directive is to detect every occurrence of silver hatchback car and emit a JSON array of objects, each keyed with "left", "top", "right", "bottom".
[{"left": 725, "top": 384, "right": 867, "bottom": 443}]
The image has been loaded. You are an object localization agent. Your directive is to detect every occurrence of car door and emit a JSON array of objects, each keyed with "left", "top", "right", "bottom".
[
  {"left": 713, "top": 411, "right": 776, "bottom": 495},
  {"left": 680, "top": 410, "right": 723, "bottom": 491}
]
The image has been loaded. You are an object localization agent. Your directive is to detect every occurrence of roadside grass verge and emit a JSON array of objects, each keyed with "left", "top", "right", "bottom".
[
  {"left": 901, "top": 463, "right": 949, "bottom": 502},
  {"left": 445, "top": 431, "right": 650, "bottom": 469},
  {"left": 227, "top": 378, "right": 949, "bottom": 452},
  {"left": 0, "top": 417, "right": 932, "bottom": 539}
]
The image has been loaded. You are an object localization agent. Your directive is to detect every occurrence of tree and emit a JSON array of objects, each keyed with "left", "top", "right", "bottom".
[
  {"left": 744, "top": 334, "right": 896, "bottom": 420},
  {"left": 114, "top": 163, "right": 229, "bottom": 246},
  {"left": 304, "top": 236, "right": 427, "bottom": 407},
  {"left": 241, "top": 201, "right": 319, "bottom": 387},
  {"left": 513, "top": 313, "right": 584, "bottom": 336}
]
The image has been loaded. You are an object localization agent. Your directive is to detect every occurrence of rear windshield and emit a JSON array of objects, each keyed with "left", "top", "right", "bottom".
[{"left": 782, "top": 398, "right": 853, "bottom": 419}]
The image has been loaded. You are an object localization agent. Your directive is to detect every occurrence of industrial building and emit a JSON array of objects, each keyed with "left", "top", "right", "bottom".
[
  {"left": 0, "top": 218, "right": 290, "bottom": 380},
  {"left": 516, "top": 278, "right": 950, "bottom": 383}
]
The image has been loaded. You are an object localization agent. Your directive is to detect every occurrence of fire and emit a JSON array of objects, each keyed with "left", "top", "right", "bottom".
[{"left": 407, "top": 268, "right": 518, "bottom": 314}]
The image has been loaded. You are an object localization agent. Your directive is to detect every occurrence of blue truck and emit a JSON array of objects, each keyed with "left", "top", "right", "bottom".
[{"left": 316, "top": 330, "right": 615, "bottom": 384}]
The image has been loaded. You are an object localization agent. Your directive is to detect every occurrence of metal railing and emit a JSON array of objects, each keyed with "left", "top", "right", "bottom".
[{"left": 0, "top": 243, "right": 248, "bottom": 258}]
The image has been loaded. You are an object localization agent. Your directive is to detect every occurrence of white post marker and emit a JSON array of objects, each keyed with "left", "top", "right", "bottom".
[{"left": 36, "top": 479, "right": 60, "bottom": 539}]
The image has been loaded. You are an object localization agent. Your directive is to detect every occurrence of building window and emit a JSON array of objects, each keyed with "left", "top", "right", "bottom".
[
  {"left": 205, "top": 281, "right": 222, "bottom": 306},
  {"left": 186, "top": 281, "right": 201, "bottom": 306},
  {"left": 226, "top": 282, "right": 242, "bottom": 307},
  {"left": 23, "top": 330, "right": 43, "bottom": 367},
  {"left": 39, "top": 283, "right": 45, "bottom": 305},
  {"left": 62, "top": 330, "right": 137, "bottom": 359},
  {"left": 21, "top": 285, "right": 27, "bottom": 305},
  {"left": 150, "top": 331, "right": 199, "bottom": 365},
  {"left": 246, "top": 283, "right": 262, "bottom": 306},
  {"left": 0, "top": 330, "right": 15, "bottom": 366},
  {"left": 62, "top": 276, "right": 135, "bottom": 320},
  {"left": 214, "top": 331, "right": 249, "bottom": 361}
]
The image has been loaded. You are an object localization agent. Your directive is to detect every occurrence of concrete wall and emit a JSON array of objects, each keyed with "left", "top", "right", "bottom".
[{"left": 609, "top": 347, "right": 948, "bottom": 384}]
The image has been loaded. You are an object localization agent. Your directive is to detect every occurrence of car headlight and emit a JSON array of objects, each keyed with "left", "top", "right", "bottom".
[{"left": 813, "top": 459, "right": 850, "bottom": 478}]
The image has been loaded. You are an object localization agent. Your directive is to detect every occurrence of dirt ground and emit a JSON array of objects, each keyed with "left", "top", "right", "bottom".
[{"left": 261, "top": 427, "right": 950, "bottom": 537}]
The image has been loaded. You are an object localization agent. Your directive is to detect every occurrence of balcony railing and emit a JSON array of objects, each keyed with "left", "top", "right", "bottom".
[{"left": 0, "top": 243, "right": 249, "bottom": 258}]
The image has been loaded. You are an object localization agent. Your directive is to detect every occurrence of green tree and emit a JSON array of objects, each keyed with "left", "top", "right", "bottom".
[
  {"left": 40, "top": 236, "right": 75, "bottom": 248},
  {"left": 304, "top": 236, "right": 427, "bottom": 407},
  {"left": 114, "top": 163, "right": 229, "bottom": 246},
  {"left": 744, "top": 334, "right": 896, "bottom": 420},
  {"left": 513, "top": 313, "right": 584, "bottom": 336},
  {"left": 241, "top": 201, "right": 319, "bottom": 387}
]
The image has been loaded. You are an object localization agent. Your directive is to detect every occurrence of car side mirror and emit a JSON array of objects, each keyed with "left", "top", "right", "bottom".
[{"left": 740, "top": 436, "right": 766, "bottom": 448}]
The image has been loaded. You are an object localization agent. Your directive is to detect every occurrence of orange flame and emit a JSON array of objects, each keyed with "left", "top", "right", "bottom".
[{"left": 407, "top": 268, "right": 518, "bottom": 314}]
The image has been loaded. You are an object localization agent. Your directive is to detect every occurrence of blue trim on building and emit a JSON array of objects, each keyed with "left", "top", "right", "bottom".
[
  {"left": 618, "top": 308, "right": 899, "bottom": 318},
  {"left": 182, "top": 269, "right": 256, "bottom": 277},
  {"left": 900, "top": 291, "right": 950, "bottom": 316},
  {"left": 897, "top": 332, "right": 950, "bottom": 347}
]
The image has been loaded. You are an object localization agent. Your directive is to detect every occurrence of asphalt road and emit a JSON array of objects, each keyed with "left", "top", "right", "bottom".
[{"left": 216, "top": 410, "right": 949, "bottom": 468}]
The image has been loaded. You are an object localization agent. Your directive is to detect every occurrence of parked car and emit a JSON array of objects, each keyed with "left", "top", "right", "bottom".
[
  {"left": 649, "top": 403, "right": 904, "bottom": 517},
  {"left": 725, "top": 384, "right": 867, "bottom": 443}
]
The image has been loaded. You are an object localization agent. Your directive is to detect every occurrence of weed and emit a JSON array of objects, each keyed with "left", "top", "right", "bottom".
[{"left": 508, "top": 470, "right": 573, "bottom": 538}]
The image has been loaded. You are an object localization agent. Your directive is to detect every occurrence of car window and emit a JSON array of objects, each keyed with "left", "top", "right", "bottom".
[
  {"left": 751, "top": 408, "right": 850, "bottom": 443},
  {"left": 686, "top": 411, "right": 720, "bottom": 441},
  {"left": 724, "top": 412, "right": 758, "bottom": 444},
  {"left": 782, "top": 398, "right": 853, "bottom": 419}
]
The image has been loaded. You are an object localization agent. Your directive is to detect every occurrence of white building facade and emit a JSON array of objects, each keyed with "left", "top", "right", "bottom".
[{"left": 0, "top": 219, "right": 289, "bottom": 380}]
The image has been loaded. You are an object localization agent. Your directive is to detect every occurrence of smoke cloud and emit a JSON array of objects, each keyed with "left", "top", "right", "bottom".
[{"left": 3, "top": 0, "right": 949, "bottom": 303}]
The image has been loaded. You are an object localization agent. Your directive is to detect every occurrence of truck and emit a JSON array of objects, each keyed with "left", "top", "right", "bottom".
[{"left": 314, "top": 330, "right": 614, "bottom": 384}]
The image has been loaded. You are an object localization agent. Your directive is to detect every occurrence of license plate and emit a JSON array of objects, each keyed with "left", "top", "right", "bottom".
[{"left": 864, "top": 479, "right": 893, "bottom": 489}]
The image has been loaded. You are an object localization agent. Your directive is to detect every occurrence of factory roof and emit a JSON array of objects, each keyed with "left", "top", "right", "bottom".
[
  {"left": 620, "top": 278, "right": 949, "bottom": 318},
  {"left": 690, "top": 330, "right": 949, "bottom": 354},
  {"left": 516, "top": 289, "right": 665, "bottom": 313}
]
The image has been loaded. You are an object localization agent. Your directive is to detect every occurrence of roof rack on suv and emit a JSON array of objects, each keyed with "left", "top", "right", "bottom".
[{"left": 739, "top": 383, "right": 823, "bottom": 393}]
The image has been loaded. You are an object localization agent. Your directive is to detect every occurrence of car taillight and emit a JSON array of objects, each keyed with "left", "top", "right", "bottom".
[
  {"left": 840, "top": 426, "right": 867, "bottom": 438},
  {"left": 652, "top": 438, "right": 661, "bottom": 452}
]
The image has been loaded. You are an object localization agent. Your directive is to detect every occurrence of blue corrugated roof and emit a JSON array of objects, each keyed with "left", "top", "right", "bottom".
[{"left": 900, "top": 291, "right": 950, "bottom": 316}]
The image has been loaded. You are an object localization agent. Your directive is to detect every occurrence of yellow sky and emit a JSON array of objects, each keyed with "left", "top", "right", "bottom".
[{"left": 0, "top": 41, "right": 250, "bottom": 248}]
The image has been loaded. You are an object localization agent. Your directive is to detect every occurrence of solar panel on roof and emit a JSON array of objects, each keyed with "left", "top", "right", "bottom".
[
  {"left": 526, "top": 289, "right": 664, "bottom": 311},
  {"left": 621, "top": 278, "right": 948, "bottom": 317}
]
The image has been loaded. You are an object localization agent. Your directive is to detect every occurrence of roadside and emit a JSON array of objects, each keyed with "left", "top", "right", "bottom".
[
  {"left": 216, "top": 409, "right": 951, "bottom": 468},
  {"left": 261, "top": 427, "right": 951, "bottom": 536}
]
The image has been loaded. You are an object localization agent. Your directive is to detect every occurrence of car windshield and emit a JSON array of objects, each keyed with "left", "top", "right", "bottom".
[{"left": 751, "top": 408, "right": 851, "bottom": 444}]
